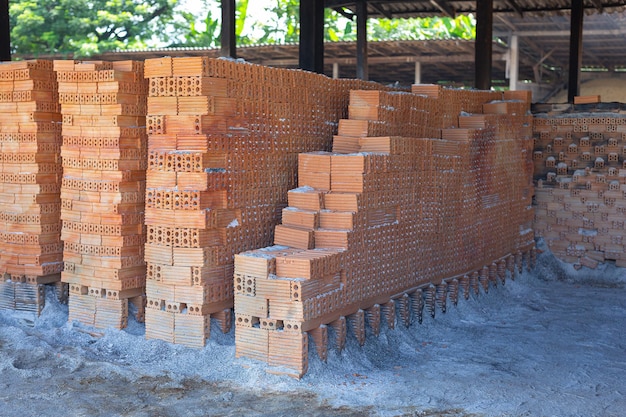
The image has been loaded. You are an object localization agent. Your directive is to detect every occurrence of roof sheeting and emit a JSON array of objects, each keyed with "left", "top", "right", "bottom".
[{"left": 326, "top": 0, "right": 626, "bottom": 18}]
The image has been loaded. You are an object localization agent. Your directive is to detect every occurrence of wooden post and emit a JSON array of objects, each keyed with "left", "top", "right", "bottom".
[
  {"left": 356, "top": 0, "right": 368, "bottom": 80},
  {"left": 568, "top": 0, "right": 584, "bottom": 103},
  {"left": 299, "top": 0, "right": 324, "bottom": 73},
  {"left": 475, "top": 0, "right": 493, "bottom": 90},
  {"left": 508, "top": 34, "right": 519, "bottom": 91},
  {"left": 0, "top": 0, "right": 10, "bottom": 61},
  {"left": 220, "top": 0, "right": 236, "bottom": 59}
]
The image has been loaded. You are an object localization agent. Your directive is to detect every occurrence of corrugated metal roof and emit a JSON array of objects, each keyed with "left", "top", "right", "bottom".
[{"left": 326, "top": 0, "right": 626, "bottom": 18}]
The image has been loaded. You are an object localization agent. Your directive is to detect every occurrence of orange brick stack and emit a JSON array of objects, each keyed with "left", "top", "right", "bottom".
[
  {"left": 56, "top": 60, "right": 148, "bottom": 329},
  {"left": 142, "top": 57, "right": 391, "bottom": 347},
  {"left": 234, "top": 87, "right": 535, "bottom": 377},
  {"left": 533, "top": 111, "right": 626, "bottom": 267},
  {"left": 0, "top": 59, "right": 63, "bottom": 314}
]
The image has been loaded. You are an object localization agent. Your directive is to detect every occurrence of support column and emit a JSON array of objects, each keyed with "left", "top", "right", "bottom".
[
  {"left": 0, "top": 0, "right": 10, "bottom": 61},
  {"left": 220, "top": 0, "right": 236, "bottom": 58},
  {"left": 508, "top": 34, "right": 519, "bottom": 91},
  {"left": 568, "top": 0, "right": 584, "bottom": 103},
  {"left": 414, "top": 61, "right": 421, "bottom": 85},
  {"left": 299, "top": 0, "right": 324, "bottom": 73},
  {"left": 475, "top": 0, "right": 493, "bottom": 90},
  {"left": 333, "top": 62, "right": 339, "bottom": 79},
  {"left": 356, "top": 0, "right": 368, "bottom": 80}
]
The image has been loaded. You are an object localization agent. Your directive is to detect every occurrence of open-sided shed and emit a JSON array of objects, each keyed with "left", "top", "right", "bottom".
[{"left": 2, "top": 0, "right": 626, "bottom": 102}]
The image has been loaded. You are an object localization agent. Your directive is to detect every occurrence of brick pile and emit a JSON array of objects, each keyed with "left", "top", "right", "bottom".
[
  {"left": 234, "top": 86, "right": 535, "bottom": 377},
  {"left": 56, "top": 60, "right": 148, "bottom": 328},
  {"left": 533, "top": 111, "right": 626, "bottom": 267},
  {"left": 142, "top": 57, "right": 392, "bottom": 347},
  {"left": 0, "top": 59, "right": 63, "bottom": 314}
]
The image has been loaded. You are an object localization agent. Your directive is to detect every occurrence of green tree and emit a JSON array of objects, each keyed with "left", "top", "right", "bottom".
[
  {"left": 168, "top": 7, "right": 220, "bottom": 48},
  {"left": 241, "top": 1, "right": 357, "bottom": 45},
  {"left": 10, "top": 0, "right": 178, "bottom": 56},
  {"left": 248, "top": 0, "right": 298, "bottom": 45},
  {"left": 238, "top": 3, "right": 474, "bottom": 45},
  {"left": 367, "top": 15, "right": 475, "bottom": 40},
  {"left": 170, "top": 0, "right": 250, "bottom": 48}
]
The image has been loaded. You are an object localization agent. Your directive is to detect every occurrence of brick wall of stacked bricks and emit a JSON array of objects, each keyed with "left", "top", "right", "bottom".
[
  {"left": 0, "top": 60, "right": 64, "bottom": 314},
  {"left": 234, "top": 87, "right": 536, "bottom": 377},
  {"left": 533, "top": 112, "right": 626, "bottom": 268},
  {"left": 142, "top": 57, "right": 395, "bottom": 347}
]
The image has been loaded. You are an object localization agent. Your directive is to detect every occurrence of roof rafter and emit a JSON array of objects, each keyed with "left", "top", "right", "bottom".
[
  {"left": 590, "top": 0, "right": 604, "bottom": 12},
  {"left": 333, "top": 6, "right": 355, "bottom": 19},
  {"left": 324, "top": 0, "right": 625, "bottom": 16},
  {"left": 504, "top": 0, "right": 524, "bottom": 17},
  {"left": 429, "top": 0, "right": 456, "bottom": 17},
  {"left": 371, "top": 3, "right": 393, "bottom": 18}
]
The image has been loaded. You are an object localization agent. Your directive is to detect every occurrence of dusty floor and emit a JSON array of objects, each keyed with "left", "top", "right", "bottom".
[{"left": 1, "top": 242, "right": 625, "bottom": 417}]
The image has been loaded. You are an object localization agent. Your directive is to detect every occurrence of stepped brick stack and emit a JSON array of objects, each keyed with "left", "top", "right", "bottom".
[
  {"left": 234, "top": 86, "right": 535, "bottom": 377},
  {"left": 142, "top": 57, "right": 392, "bottom": 347},
  {"left": 0, "top": 59, "right": 63, "bottom": 314},
  {"left": 533, "top": 111, "right": 626, "bottom": 267},
  {"left": 56, "top": 60, "right": 148, "bottom": 328}
]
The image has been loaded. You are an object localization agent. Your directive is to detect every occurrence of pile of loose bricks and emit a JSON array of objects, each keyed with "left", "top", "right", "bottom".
[
  {"left": 533, "top": 110, "right": 626, "bottom": 267},
  {"left": 234, "top": 87, "right": 536, "bottom": 377},
  {"left": 0, "top": 57, "right": 539, "bottom": 378}
]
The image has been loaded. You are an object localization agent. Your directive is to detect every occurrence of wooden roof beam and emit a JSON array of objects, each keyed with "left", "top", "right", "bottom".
[
  {"left": 504, "top": 0, "right": 524, "bottom": 17},
  {"left": 325, "top": 0, "right": 355, "bottom": 7},
  {"left": 495, "top": 15, "right": 560, "bottom": 68},
  {"left": 429, "top": 0, "right": 456, "bottom": 18},
  {"left": 333, "top": 6, "right": 355, "bottom": 19},
  {"left": 590, "top": 0, "right": 604, "bottom": 13},
  {"left": 371, "top": 3, "right": 393, "bottom": 19},
  {"left": 262, "top": 53, "right": 508, "bottom": 67}
]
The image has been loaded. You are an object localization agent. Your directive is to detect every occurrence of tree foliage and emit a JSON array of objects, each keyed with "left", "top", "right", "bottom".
[
  {"left": 245, "top": 0, "right": 299, "bottom": 45},
  {"left": 9, "top": 0, "right": 476, "bottom": 56},
  {"left": 10, "top": 0, "right": 177, "bottom": 56},
  {"left": 168, "top": 4, "right": 220, "bottom": 48},
  {"left": 238, "top": 3, "right": 475, "bottom": 45},
  {"left": 368, "top": 14, "right": 476, "bottom": 41}
]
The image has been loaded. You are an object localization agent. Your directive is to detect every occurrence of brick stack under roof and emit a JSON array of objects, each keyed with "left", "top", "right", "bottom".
[
  {"left": 533, "top": 111, "right": 626, "bottom": 268},
  {"left": 0, "top": 59, "right": 63, "bottom": 314},
  {"left": 56, "top": 60, "right": 148, "bottom": 329},
  {"left": 142, "top": 57, "right": 392, "bottom": 347},
  {"left": 234, "top": 87, "right": 536, "bottom": 377}
]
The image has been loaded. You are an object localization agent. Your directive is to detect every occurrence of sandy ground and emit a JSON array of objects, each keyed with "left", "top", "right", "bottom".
[{"left": 1, "top": 240, "right": 625, "bottom": 417}]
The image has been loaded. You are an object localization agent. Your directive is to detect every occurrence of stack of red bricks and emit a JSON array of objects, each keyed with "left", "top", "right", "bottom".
[
  {"left": 56, "top": 60, "right": 148, "bottom": 328},
  {"left": 234, "top": 86, "right": 535, "bottom": 377},
  {"left": 533, "top": 111, "right": 626, "bottom": 267},
  {"left": 142, "top": 57, "right": 391, "bottom": 347},
  {"left": 0, "top": 59, "right": 63, "bottom": 314}
]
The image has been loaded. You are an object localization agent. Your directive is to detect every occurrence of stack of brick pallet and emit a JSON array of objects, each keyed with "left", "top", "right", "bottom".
[
  {"left": 234, "top": 86, "right": 535, "bottom": 377},
  {"left": 0, "top": 59, "right": 63, "bottom": 314},
  {"left": 533, "top": 110, "right": 626, "bottom": 267},
  {"left": 56, "top": 60, "right": 147, "bottom": 328},
  {"left": 142, "top": 57, "right": 391, "bottom": 347}
]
